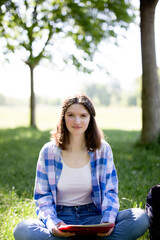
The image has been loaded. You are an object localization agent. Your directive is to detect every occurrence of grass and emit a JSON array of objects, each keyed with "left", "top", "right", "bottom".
[
  {"left": 0, "top": 106, "right": 157, "bottom": 239},
  {"left": 0, "top": 127, "right": 160, "bottom": 239}
]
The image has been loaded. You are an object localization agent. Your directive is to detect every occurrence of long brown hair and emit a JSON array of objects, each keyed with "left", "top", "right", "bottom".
[{"left": 51, "top": 93, "right": 103, "bottom": 151}]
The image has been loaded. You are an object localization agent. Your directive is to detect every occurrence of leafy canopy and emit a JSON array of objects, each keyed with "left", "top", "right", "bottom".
[{"left": 0, "top": 0, "right": 135, "bottom": 71}]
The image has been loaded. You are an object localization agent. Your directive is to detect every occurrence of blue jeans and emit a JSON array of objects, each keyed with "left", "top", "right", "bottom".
[{"left": 13, "top": 203, "right": 149, "bottom": 240}]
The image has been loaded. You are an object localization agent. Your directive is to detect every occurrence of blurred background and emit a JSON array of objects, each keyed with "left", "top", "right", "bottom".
[{"left": 0, "top": 0, "right": 159, "bottom": 131}]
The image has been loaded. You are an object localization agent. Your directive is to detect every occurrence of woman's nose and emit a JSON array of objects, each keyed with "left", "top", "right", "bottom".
[{"left": 75, "top": 116, "right": 80, "bottom": 123}]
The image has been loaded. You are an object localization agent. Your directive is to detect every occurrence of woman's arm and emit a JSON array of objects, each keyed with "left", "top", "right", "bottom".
[
  {"left": 34, "top": 144, "right": 61, "bottom": 233},
  {"left": 100, "top": 143, "right": 119, "bottom": 224}
]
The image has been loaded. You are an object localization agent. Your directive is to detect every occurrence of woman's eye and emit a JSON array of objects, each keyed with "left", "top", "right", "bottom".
[
  {"left": 81, "top": 114, "right": 87, "bottom": 118},
  {"left": 68, "top": 114, "right": 74, "bottom": 117}
]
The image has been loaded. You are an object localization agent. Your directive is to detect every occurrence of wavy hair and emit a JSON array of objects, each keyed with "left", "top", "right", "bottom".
[{"left": 51, "top": 93, "right": 103, "bottom": 151}]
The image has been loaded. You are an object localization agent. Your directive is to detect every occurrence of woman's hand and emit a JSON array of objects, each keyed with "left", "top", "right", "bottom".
[
  {"left": 52, "top": 221, "right": 75, "bottom": 238},
  {"left": 97, "top": 226, "right": 114, "bottom": 237}
]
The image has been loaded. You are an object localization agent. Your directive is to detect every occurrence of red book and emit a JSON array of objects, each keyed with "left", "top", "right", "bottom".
[{"left": 58, "top": 223, "right": 114, "bottom": 235}]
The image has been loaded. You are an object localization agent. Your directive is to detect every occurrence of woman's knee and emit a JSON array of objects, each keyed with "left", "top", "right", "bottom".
[
  {"left": 13, "top": 219, "right": 48, "bottom": 240},
  {"left": 13, "top": 219, "right": 70, "bottom": 240},
  {"left": 13, "top": 219, "right": 31, "bottom": 240},
  {"left": 132, "top": 208, "right": 149, "bottom": 227},
  {"left": 129, "top": 208, "right": 149, "bottom": 238},
  {"left": 107, "top": 208, "right": 149, "bottom": 240}
]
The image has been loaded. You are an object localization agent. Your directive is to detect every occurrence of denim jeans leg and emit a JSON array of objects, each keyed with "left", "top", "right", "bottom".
[
  {"left": 13, "top": 203, "right": 100, "bottom": 240},
  {"left": 13, "top": 218, "right": 75, "bottom": 240},
  {"left": 13, "top": 206, "right": 149, "bottom": 240},
  {"left": 97, "top": 208, "right": 149, "bottom": 240}
]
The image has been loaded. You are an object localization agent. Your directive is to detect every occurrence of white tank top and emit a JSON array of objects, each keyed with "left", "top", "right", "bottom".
[{"left": 57, "top": 161, "right": 93, "bottom": 206}]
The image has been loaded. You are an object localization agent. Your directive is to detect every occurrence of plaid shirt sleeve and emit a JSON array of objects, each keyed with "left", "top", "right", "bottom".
[
  {"left": 100, "top": 141, "right": 119, "bottom": 223},
  {"left": 90, "top": 140, "right": 119, "bottom": 224},
  {"left": 34, "top": 143, "right": 62, "bottom": 233}
]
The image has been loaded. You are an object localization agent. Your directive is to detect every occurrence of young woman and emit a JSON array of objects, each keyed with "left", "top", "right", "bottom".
[{"left": 13, "top": 93, "right": 149, "bottom": 240}]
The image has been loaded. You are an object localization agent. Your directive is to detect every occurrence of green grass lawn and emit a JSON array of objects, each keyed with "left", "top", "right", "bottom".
[{"left": 0, "top": 127, "right": 160, "bottom": 239}]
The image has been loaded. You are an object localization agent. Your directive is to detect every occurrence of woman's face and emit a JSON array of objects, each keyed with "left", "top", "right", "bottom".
[{"left": 64, "top": 103, "right": 90, "bottom": 136}]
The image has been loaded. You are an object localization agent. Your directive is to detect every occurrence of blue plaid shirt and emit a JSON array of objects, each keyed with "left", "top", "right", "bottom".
[{"left": 34, "top": 139, "right": 119, "bottom": 233}]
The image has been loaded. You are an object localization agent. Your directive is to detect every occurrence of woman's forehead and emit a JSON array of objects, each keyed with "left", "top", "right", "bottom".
[{"left": 66, "top": 103, "right": 89, "bottom": 113}]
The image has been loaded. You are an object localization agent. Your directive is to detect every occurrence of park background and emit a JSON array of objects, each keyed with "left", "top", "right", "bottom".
[{"left": 0, "top": 0, "right": 160, "bottom": 239}]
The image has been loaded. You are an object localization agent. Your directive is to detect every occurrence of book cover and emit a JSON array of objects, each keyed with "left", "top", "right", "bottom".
[{"left": 58, "top": 223, "right": 114, "bottom": 235}]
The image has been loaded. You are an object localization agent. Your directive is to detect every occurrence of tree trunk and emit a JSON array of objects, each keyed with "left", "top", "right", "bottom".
[
  {"left": 29, "top": 65, "right": 36, "bottom": 128},
  {"left": 140, "top": 0, "right": 160, "bottom": 144}
]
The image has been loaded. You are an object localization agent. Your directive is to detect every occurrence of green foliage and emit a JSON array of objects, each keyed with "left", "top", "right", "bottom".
[
  {"left": 0, "top": 0, "right": 135, "bottom": 70},
  {"left": 1, "top": 127, "right": 159, "bottom": 239},
  {"left": 0, "top": 0, "right": 15, "bottom": 28}
]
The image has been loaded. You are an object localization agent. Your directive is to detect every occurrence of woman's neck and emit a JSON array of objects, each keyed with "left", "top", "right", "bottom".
[{"left": 67, "top": 135, "right": 86, "bottom": 152}]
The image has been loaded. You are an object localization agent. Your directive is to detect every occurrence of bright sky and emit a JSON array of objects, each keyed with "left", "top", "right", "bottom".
[{"left": 0, "top": 1, "right": 160, "bottom": 99}]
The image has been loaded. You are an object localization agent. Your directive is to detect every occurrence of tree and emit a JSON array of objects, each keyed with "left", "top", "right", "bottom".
[
  {"left": 0, "top": 0, "right": 14, "bottom": 24},
  {"left": 1, "top": 0, "right": 135, "bottom": 128},
  {"left": 140, "top": 0, "right": 160, "bottom": 144}
]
